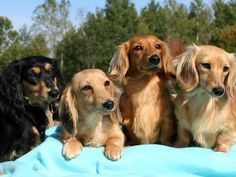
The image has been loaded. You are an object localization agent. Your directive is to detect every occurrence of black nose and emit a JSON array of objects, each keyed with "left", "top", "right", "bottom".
[
  {"left": 48, "top": 90, "right": 60, "bottom": 99},
  {"left": 149, "top": 55, "right": 160, "bottom": 65},
  {"left": 103, "top": 101, "right": 114, "bottom": 110},
  {"left": 212, "top": 87, "right": 225, "bottom": 97}
]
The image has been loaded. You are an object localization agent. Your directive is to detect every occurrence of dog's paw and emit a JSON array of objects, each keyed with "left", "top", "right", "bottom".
[
  {"left": 63, "top": 139, "right": 83, "bottom": 159},
  {"left": 214, "top": 144, "right": 230, "bottom": 152},
  {"left": 105, "top": 145, "right": 123, "bottom": 161}
]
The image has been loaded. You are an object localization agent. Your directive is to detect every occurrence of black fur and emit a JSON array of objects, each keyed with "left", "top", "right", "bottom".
[{"left": 0, "top": 56, "right": 65, "bottom": 162}]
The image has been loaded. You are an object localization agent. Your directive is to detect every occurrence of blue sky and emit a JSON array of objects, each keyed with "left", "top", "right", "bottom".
[{"left": 0, "top": 0, "right": 212, "bottom": 30}]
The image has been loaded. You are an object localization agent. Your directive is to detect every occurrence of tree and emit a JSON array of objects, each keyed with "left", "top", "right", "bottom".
[
  {"left": 56, "top": 0, "right": 142, "bottom": 81},
  {"left": 0, "top": 16, "right": 18, "bottom": 56},
  {"left": 210, "top": 0, "right": 236, "bottom": 51},
  {"left": 140, "top": 0, "right": 166, "bottom": 38},
  {"left": 32, "top": 0, "right": 72, "bottom": 57},
  {"left": 0, "top": 25, "right": 49, "bottom": 72},
  {"left": 163, "top": 0, "right": 191, "bottom": 43},
  {"left": 213, "top": 0, "right": 236, "bottom": 28},
  {"left": 189, "top": 0, "right": 212, "bottom": 44}
]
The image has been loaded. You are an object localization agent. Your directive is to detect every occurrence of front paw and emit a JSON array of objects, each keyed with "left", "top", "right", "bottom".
[
  {"left": 105, "top": 145, "right": 123, "bottom": 161},
  {"left": 63, "top": 138, "right": 83, "bottom": 159},
  {"left": 214, "top": 144, "right": 230, "bottom": 152}
]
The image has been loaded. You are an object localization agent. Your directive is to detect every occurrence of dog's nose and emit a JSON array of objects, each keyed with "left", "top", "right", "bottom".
[
  {"left": 103, "top": 101, "right": 114, "bottom": 110},
  {"left": 212, "top": 87, "right": 225, "bottom": 97},
  {"left": 149, "top": 55, "right": 160, "bottom": 65},
  {"left": 48, "top": 90, "right": 60, "bottom": 99}
]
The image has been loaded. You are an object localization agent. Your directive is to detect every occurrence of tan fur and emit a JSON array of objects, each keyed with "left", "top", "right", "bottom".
[
  {"left": 175, "top": 45, "right": 236, "bottom": 152},
  {"left": 109, "top": 35, "right": 176, "bottom": 145},
  {"left": 60, "top": 69, "right": 124, "bottom": 160}
]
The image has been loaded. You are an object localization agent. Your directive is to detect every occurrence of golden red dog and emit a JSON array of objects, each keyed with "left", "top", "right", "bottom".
[{"left": 109, "top": 35, "right": 176, "bottom": 145}]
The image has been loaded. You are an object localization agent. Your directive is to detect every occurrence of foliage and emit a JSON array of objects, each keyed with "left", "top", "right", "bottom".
[
  {"left": 32, "top": 0, "right": 73, "bottom": 57},
  {"left": 0, "top": 25, "right": 49, "bottom": 72}
]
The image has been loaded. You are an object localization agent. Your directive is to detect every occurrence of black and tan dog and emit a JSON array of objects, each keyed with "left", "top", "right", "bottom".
[{"left": 0, "top": 56, "right": 65, "bottom": 162}]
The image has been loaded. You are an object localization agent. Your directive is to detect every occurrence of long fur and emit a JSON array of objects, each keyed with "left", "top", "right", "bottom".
[
  {"left": 109, "top": 35, "right": 177, "bottom": 145},
  {"left": 174, "top": 45, "right": 236, "bottom": 152},
  {"left": 60, "top": 69, "right": 124, "bottom": 160},
  {"left": 0, "top": 56, "right": 65, "bottom": 162}
]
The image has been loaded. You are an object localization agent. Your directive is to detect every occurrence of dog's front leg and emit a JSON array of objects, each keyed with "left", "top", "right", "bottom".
[{"left": 63, "top": 137, "right": 83, "bottom": 159}]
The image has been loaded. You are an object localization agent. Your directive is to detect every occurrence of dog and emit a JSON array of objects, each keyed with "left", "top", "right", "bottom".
[
  {"left": 109, "top": 35, "right": 176, "bottom": 145},
  {"left": 0, "top": 56, "right": 65, "bottom": 162},
  {"left": 174, "top": 45, "right": 236, "bottom": 152},
  {"left": 60, "top": 69, "right": 124, "bottom": 160}
]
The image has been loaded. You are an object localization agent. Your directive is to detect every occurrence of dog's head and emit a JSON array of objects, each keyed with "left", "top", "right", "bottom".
[
  {"left": 109, "top": 35, "right": 174, "bottom": 83},
  {"left": 19, "top": 56, "right": 64, "bottom": 109},
  {"left": 0, "top": 56, "right": 65, "bottom": 111},
  {"left": 176, "top": 45, "right": 236, "bottom": 97},
  {"left": 60, "top": 69, "right": 117, "bottom": 126}
]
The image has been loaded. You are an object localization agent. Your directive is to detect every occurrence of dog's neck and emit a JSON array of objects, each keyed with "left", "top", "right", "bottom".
[
  {"left": 185, "top": 87, "right": 228, "bottom": 106},
  {"left": 77, "top": 111, "right": 104, "bottom": 133},
  {"left": 24, "top": 97, "right": 54, "bottom": 128}
]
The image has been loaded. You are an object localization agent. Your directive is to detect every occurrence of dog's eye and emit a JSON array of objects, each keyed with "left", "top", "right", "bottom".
[
  {"left": 28, "top": 72, "right": 39, "bottom": 78},
  {"left": 223, "top": 66, "right": 229, "bottom": 72},
  {"left": 155, "top": 44, "right": 161, "bottom": 49},
  {"left": 82, "top": 85, "right": 92, "bottom": 91},
  {"left": 134, "top": 45, "right": 143, "bottom": 51},
  {"left": 104, "top": 80, "right": 110, "bottom": 86},
  {"left": 201, "top": 63, "right": 211, "bottom": 69}
]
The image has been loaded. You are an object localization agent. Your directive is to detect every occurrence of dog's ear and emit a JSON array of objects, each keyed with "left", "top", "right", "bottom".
[
  {"left": 109, "top": 42, "right": 129, "bottom": 84},
  {"left": 161, "top": 42, "right": 175, "bottom": 77},
  {"left": 50, "top": 59, "right": 66, "bottom": 119},
  {"left": 226, "top": 53, "right": 236, "bottom": 97},
  {"left": 0, "top": 60, "right": 25, "bottom": 123},
  {"left": 176, "top": 45, "right": 199, "bottom": 91},
  {"left": 59, "top": 86, "right": 78, "bottom": 138},
  {"left": 109, "top": 81, "right": 123, "bottom": 124},
  {"left": 52, "top": 59, "right": 65, "bottom": 92}
]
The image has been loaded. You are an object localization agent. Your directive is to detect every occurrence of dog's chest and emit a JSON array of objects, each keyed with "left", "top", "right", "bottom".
[
  {"left": 79, "top": 119, "right": 107, "bottom": 147},
  {"left": 190, "top": 101, "right": 229, "bottom": 147}
]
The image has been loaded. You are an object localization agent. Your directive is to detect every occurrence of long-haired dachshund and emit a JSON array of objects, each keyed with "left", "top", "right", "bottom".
[
  {"left": 174, "top": 45, "right": 236, "bottom": 152},
  {"left": 60, "top": 69, "right": 124, "bottom": 160},
  {"left": 0, "top": 56, "right": 65, "bottom": 162},
  {"left": 109, "top": 35, "right": 176, "bottom": 145}
]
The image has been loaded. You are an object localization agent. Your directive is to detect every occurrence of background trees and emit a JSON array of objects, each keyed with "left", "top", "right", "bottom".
[{"left": 0, "top": 0, "right": 235, "bottom": 81}]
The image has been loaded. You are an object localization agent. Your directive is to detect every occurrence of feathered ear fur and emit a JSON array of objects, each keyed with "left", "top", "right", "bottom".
[
  {"left": 59, "top": 86, "right": 78, "bottom": 139},
  {"left": 50, "top": 59, "right": 65, "bottom": 117},
  {"left": 109, "top": 42, "right": 129, "bottom": 84},
  {"left": 52, "top": 59, "right": 65, "bottom": 92},
  {"left": 161, "top": 42, "right": 175, "bottom": 76},
  {"left": 0, "top": 60, "right": 25, "bottom": 123},
  {"left": 226, "top": 53, "right": 236, "bottom": 97},
  {"left": 176, "top": 45, "right": 199, "bottom": 91}
]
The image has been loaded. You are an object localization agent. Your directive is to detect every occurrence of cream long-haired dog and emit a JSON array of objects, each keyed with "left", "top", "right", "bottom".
[
  {"left": 109, "top": 35, "right": 177, "bottom": 145},
  {"left": 174, "top": 45, "right": 236, "bottom": 152},
  {"left": 60, "top": 69, "right": 124, "bottom": 160}
]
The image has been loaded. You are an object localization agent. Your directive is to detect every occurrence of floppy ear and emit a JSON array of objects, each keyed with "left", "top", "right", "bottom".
[
  {"left": 109, "top": 42, "right": 129, "bottom": 84},
  {"left": 50, "top": 59, "right": 66, "bottom": 119},
  {"left": 59, "top": 86, "right": 78, "bottom": 139},
  {"left": 108, "top": 80, "right": 123, "bottom": 124},
  {"left": 161, "top": 42, "right": 175, "bottom": 77},
  {"left": 226, "top": 53, "right": 236, "bottom": 98},
  {"left": 0, "top": 60, "right": 26, "bottom": 123},
  {"left": 176, "top": 45, "right": 199, "bottom": 91},
  {"left": 52, "top": 59, "right": 66, "bottom": 92}
]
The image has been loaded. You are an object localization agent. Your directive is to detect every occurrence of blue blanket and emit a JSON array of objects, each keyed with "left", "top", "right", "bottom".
[{"left": 1, "top": 126, "right": 236, "bottom": 177}]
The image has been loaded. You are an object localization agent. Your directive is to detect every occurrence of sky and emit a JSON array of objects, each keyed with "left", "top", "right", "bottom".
[{"left": 0, "top": 0, "right": 212, "bottom": 30}]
